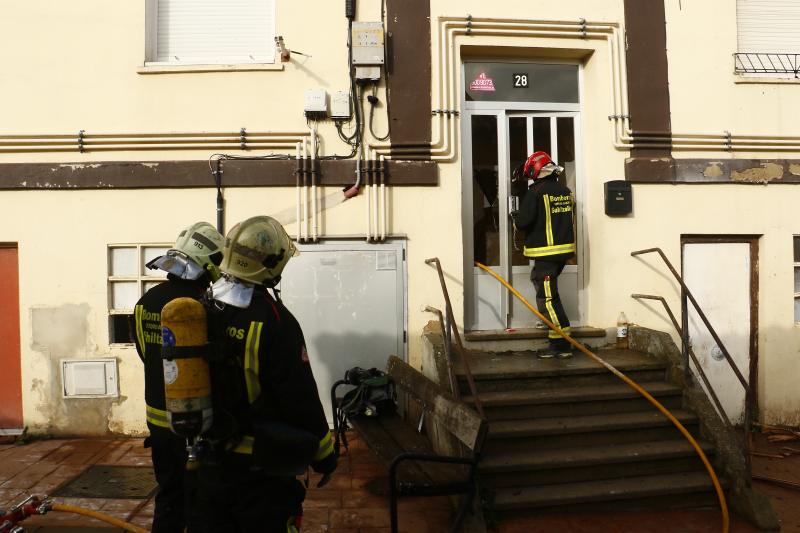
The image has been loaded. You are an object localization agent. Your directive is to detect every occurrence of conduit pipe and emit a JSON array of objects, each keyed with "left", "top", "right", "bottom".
[
  {"left": 365, "top": 152, "right": 373, "bottom": 242},
  {"left": 295, "top": 143, "right": 303, "bottom": 241},
  {"left": 311, "top": 129, "right": 319, "bottom": 242},
  {"left": 380, "top": 155, "right": 387, "bottom": 241},
  {"left": 301, "top": 139, "right": 309, "bottom": 242},
  {"left": 371, "top": 151, "right": 379, "bottom": 241}
]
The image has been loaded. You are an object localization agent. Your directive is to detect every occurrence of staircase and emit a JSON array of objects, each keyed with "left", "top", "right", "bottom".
[{"left": 455, "top": 347, "right": 724, "bottom": 517}]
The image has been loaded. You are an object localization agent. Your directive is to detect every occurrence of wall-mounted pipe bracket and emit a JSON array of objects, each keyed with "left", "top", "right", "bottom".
[
  {"left": 78, "top": 130, "right": 85, "bottom": 153},
  {"left": 579, "top": 18, "right": 587, "bottom": 38},
  {"left": 466, "top": 14, "right": 472, "bottom": 35},
  {"left": 724, "top": 130, "right": 732, "bottom": 151},
  {"left": 240, "top": 128, "right": 247, "bottom": 150}
]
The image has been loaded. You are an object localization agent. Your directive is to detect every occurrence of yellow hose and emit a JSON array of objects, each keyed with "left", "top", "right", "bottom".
[
  {"left": 51, "top": 503, "right": 149, "bottom": 533},
  {"left": 474, "top": 261, "right": 730, "bottom": 533}
]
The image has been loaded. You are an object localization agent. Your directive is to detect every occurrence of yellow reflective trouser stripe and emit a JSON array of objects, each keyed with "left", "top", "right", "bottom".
[
  {"left": 146, "top": 405, "right": 170, "bottom": 428},
  {"left": 543, "top": 194, "right": 554, "bottom": 246},
  {"left": 134, "top": 305, "right": 146, "bottom": 353},
  {"left": 313, "top": 431, "right": 334, "bottom": 461},
  {"left": 544, "top": 278, "right": 571, "bottom": 339},
  {"left": 523, "top": 242, "right": 576, "bottom": 257},
  {"left": 244, "top": 321, "right": 264, "bottom": 404},
  {"left": 287, "top": 517, "right": 300, "bottom": 533},
  {"left": 231, "top": 435, "right": 255, "bottom": 454}
]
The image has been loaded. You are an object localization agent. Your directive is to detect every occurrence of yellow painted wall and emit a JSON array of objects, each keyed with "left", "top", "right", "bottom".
[{"left": 2, "top": 1, "right": 799, "bottom": 433}]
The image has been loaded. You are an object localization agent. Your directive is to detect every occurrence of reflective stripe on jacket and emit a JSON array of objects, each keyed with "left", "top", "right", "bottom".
[{"left": 514, "top": 177, "right": 576, "bottom": 261}]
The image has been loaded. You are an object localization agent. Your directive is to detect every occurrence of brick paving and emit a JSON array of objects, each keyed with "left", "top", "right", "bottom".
[{"left": 0, "top": 433, "right": 453, "bottom": 532}]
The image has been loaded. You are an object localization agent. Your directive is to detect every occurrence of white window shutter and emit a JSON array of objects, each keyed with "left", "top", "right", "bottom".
[
  {"left": 737, "top": 0, "right": 800, "bottom": 53},
  {"left": 156, "top": 0, "right": 276, "bottom": 64}
]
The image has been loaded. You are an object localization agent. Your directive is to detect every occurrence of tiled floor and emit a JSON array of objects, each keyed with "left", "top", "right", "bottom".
[
  {"left": 2, "top": 432, "right": 799, "bottom": 532},
  {"left": 0, "top": 433, "right": 452, "bottom": 533}
]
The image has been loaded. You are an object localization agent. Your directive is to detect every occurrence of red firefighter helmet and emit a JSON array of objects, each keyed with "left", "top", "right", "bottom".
[{"left": 524, "top": 151, "right": 556, "bottom": 180}]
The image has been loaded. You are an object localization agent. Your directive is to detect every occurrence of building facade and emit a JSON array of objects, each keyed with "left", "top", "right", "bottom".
[{"left": 0, "top": 0, "right": 799, "bottom": 435}]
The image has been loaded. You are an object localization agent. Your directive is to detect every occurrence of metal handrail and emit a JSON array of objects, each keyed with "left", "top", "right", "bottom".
[
  {"left": 631, "top": 294, "right": 736, "bottom": 436},
  {"left": 734, "top": 53, "right": 800, "bottom": 78},
  {"left": 425, "top": 258, "right": 485, "bottom": 417},
  {"left": 631, "top": 248, "right": 749, "bottom": 392},
  {"left": 631, "top": 248, "right": 754, "bottom": 479}
]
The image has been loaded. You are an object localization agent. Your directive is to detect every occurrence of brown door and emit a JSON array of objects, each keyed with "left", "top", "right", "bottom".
[{"left": 0, "top": 245, "right": 23, "bottom": 428}]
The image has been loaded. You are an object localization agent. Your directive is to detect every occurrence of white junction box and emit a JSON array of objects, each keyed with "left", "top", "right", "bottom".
[
  {"left": 304, "top": 88, "right": 328, "bottom": 117},
  {"left": 331, "top": 91, "right": 351, "bottom": 119},
  {"left": 62, "top": 358, "right": 119, "bottom": 398},
  {"left": 351, "top": 22, "right": 385, "bottom": 66}
]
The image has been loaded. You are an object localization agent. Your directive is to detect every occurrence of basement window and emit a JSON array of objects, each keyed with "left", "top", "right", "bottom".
[
  {"left": 144, "top": 0, "right": 276, "bottom": 66},
  {"left": 795, "top": 237, "right": 800, "bottom": 323},
  {"left": 108, "top": 244, "right": 170, "bottom": 344}
]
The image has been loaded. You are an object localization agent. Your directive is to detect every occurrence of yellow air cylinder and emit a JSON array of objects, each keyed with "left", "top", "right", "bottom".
[{"left": 160, "top": 297, "right": 213, "bottom": 440}]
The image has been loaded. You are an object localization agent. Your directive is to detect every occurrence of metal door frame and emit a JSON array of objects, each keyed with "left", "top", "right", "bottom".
[{"left": 461, "top": 69, "right": 586, "bottom": 330}]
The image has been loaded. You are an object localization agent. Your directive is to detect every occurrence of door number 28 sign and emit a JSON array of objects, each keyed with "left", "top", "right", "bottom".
[{"left": 513, "top": 73, "right": 529, "bottom": 88}]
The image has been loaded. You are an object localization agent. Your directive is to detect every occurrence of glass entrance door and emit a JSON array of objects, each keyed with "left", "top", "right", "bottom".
[{"left": 464, "top": 111, "right": 583, "bottom": 331}]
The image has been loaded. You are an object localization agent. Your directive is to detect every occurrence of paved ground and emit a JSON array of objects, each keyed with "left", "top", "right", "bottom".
[{"left": 0, "top": 432, "right": 798, "bottom": 532}]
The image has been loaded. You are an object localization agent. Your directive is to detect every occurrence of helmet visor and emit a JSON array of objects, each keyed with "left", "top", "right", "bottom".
[
  {"left": 146, "top": 250, "right": 205, "bottom": 280},
  {"left": 211, "top": 275, "right": 255, "bottom": 308}
]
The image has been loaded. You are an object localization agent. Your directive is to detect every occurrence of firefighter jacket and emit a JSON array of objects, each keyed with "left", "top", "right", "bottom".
[
  {"left": 209, "top": 287, "right": 334, "bottom": 471},
  {"left": 514, "top": 176, "right": 576, "bottom": 261},
  {"left": 132, "top": 274, "right": 208, "bottom": 432}
]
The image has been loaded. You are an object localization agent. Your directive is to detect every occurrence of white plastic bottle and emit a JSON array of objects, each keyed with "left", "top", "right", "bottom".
[{"left": 616, "top": 312, "right": 629, "bottom": 349}]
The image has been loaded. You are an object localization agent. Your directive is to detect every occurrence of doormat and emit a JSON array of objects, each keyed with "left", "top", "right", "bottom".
[{"left": 52, "top": 465, "right": 156, "bottom": 499}]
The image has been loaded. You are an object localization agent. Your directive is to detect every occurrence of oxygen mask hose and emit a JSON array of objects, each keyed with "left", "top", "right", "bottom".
[{"left": 474, "top": 261, "right": 730, "bottom": 533}]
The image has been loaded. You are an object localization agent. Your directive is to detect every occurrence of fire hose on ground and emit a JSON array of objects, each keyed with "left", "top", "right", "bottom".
[
  {"left": 0, "top": 494, "right": 149, "bottom": 533},
  {"left": 474, "top": 261, "right": 730, "bottom": 533}
]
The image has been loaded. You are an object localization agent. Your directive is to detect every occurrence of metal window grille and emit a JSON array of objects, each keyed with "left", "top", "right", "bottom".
[{"left": 734, "top": 53, "right": 800, "bottom": 78}]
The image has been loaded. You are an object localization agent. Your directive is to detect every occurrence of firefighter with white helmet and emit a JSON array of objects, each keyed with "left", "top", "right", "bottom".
[
  {"left": 133, "top": 221, "right": 224, "bottom": 533},
  {"left": 512, "top": 151, "right": 576, "bottom": 359},
  {"left": 197, "top": 215, "right": 336, "bottom": 532}
]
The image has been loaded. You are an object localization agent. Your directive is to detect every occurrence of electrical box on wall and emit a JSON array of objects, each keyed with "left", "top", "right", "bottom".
[
  {"left": 62, "top": 358, "right": 118, "bottom": 398},
  {"left": 304, "top": 89, "right": 328, "bottom": 119},
  {"left": 604, "top": 180, "right": 632, "bottom": 216},
  {"left": 351, "top": 22, "right": 385, "bottom": 67},
  {"left": 331, "top": 91, "right": 351, "bottom": 119}
]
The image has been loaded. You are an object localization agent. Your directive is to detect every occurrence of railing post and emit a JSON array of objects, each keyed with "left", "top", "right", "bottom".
[{"left": 681, "top": 287, "right": 691, "bottom": 383}]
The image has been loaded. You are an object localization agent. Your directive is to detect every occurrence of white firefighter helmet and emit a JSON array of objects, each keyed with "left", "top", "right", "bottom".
[
  {"left": 147, "top": 221, "right": 224, "bottom": 281},
  {"left": 219, "top": 216, "right": 298, "bottom": 286}
]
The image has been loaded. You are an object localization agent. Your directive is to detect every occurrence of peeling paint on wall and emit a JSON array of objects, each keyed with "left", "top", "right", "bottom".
[
  {"left": 29, "top": 303, "right": 125, "bottom": 435},
  {"left": 702, "top": 162, "right": 724, "bottom": 178},
  {"left": 730, "top": 163, "right": 784, "bottom": 183}
]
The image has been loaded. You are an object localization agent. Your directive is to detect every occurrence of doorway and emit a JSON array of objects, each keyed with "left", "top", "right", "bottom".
[
  {"left": 682, "top": 236, "right": 759, "bottom": 424},
  {"left": 0, "top": 245, "right": 23, "bottom": 429},
  {"left": 463, "top": 108, "right": 584, "bottom": 331}
]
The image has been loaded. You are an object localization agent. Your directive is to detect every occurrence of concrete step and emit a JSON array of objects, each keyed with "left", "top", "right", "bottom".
[
  {"left": 491, "top": 471, "right": 720, "bottom": 512},
  {"left": 456, "top": 349, "right": 668, "bottom": 394},
  {"left": 479, "top": 439, "right": 715, "bottom": 487},
  {"left": 484, "top": 410, "right": 699, "bottom": 453},
  {"left": 464, "top": 326, "right": 610, "bottom": 352},
  {"left": 463, "top": 381, "right": 683, "bottom": 420}
]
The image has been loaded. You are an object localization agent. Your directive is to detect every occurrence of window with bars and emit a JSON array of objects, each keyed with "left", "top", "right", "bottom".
[
  {"left": 145, "top": 0, "right": 276, "bottom": 65},
  {"left": 736, "top": 0, "right": 800, "bottom": 78},
  {"left": 108, "top": 244, "right": 170, "bottom": 344},
  {"left": 795, "top": 237, "right": 800, "bottom": 323}
]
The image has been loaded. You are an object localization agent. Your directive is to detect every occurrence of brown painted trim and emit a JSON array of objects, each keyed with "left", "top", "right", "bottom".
[
  {"left": 623, "top": 0, "right": 672, "bottom": 158},
  {"left": 626, "top": 158, "right": 800, "bottom": 183},
  {"left": 0, "top": 159, "right": 438, "bottom": 190},
  {"left": 386, "top": 0, "right": 432, "bottom": 151}
]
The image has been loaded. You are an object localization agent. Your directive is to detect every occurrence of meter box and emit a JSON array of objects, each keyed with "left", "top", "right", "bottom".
[
  {"left": 304, "top": 88, "right": 328, "bottom": 119},
  {"left": 604, "top": 180, "right": 632, "bottom": 216},
  {"left": 351, "top": 22, "right": 385, "bottom": 66},
  {"left": 331, "top": 91, "right": 351, "bottom": 119}
]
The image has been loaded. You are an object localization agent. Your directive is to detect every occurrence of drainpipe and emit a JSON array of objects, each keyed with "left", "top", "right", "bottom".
[{"left": 295, "top": 142, "right": 302, "bottom": 241}]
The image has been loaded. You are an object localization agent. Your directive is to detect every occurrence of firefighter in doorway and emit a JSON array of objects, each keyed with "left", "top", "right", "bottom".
[
  {"left": 197, "top": 215, "right": 337, "bottom": 533},
  {"left": 132, "top": 221, "right": 225, "bottom": 533},
  {"left": 512, "top": 151, "right": 576, "bottom": 359}
]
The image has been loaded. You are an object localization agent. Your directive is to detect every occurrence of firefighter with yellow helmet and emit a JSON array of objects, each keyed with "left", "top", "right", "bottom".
[
  {"left": 132, "top": 221, "right": 224, "bottom": 533},
  {"left": 196, "top": 215, "right": 336, "bottom": 533}
]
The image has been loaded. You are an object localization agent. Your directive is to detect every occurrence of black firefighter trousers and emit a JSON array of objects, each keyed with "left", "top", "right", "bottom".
[
  {"left": 147, "top": 426, "right": 197, "bottom": 533},
  {"left": 531, "top": 259, "right": 571, "bottom": 346}
]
